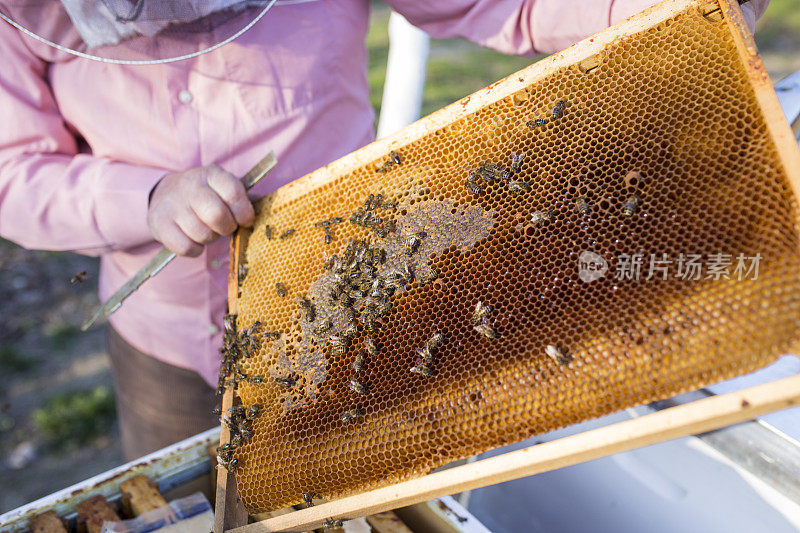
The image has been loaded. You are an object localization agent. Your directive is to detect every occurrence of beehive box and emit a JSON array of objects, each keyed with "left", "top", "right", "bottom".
[{"left": 219, "top": 0, "right": 800, "bottom": 514}]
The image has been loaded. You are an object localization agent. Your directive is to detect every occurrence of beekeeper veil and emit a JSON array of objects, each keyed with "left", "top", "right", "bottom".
[{"left": 0, "top": 0, "right": 277, "bottom": 63}]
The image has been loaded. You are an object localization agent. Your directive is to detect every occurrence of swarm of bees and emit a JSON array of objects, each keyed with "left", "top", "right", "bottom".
[
  {"left": 545, "top": 344, "right": 573, "bottom": 365},
  {"left": 472, "top": 301, "right": 496, "bottom": 339},
  {"left": 315, "top": 216, "right": 344, "bottom": 244},
  {"left": 349, "top": 193, "right": 397, "bottom": 238},
  {"left": 464, "top": 152, "right": 530, "bottom": 196},
  {"left": 215, "top": 402, "right": 261, "bottom": 473},
  {"left": 375, "top": 150, "right": 403, "bottom": 173},
  {"left": 410, "top": 332, "right": 446, "bottom": 378},
  {"left": 217, "top": 314, "right": 277, "bottom": 395}
]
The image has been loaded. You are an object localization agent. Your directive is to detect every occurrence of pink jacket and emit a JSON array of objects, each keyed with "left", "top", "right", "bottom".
[{"left": 0, "top": 0, "right": 757, "bottom": 386}]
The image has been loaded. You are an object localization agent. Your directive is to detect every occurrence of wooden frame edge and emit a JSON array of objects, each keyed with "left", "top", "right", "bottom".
[
  {"left": 231, "top": 372, "right": 800, "bottom": 532},
  {"left": 719, "top": 0, "right": 800, "bottom": 206},
  {"left": 270, "top": 0, "right": 697, "bottom": 209},
  {"left": 214, "top": 230, "right": 251, "bottom": 533}
]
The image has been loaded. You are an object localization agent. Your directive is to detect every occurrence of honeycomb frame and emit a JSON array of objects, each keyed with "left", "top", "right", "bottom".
[{"left": 219, "top": 0, "right": 800, "bottom": 515}]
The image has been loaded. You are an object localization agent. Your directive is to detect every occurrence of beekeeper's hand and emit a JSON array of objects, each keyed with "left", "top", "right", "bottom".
[
  {"left": 740, "top": 0, "right": 769, "bottom": 33},
  {"left": 147, "top": 165, "right": 255, "bottom": 257}
]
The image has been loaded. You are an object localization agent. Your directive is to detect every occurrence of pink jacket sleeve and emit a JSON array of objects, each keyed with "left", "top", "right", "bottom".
[
  {"left": 388, "top": 0, "right": 682, "bottom": 55},
  {"left": 0, "top": 22, "right": 165, "bottom": 256}
]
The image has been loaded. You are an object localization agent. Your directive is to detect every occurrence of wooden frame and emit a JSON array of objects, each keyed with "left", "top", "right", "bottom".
[{"left": 214, "top": 0, "right": 800, "bottom": 530}]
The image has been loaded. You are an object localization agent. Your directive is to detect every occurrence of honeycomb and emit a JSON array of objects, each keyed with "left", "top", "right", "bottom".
[{"left": 224, "top": 0, "right": 800, "bottom": 512}]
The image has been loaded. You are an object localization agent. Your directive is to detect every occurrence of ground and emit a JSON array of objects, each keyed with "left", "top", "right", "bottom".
[{"left": 1, "top": 0, "right": 798, "bottom": 515}]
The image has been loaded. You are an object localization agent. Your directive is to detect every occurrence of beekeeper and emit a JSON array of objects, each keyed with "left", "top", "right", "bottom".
[{"left": 0, "top": 0, "right": 768, "bottom": 460}]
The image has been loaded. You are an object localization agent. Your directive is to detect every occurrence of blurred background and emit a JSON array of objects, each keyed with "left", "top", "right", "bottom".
[{"left": 1, "top": 0, "right": 798, "bottom": 514}]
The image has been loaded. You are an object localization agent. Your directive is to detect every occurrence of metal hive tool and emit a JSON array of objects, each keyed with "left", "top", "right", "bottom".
[{"left": 220, "top": 0, "right": 800, "bottom": 513}]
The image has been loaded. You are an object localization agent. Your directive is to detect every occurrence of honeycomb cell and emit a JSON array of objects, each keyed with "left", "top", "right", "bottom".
[{"left": 220, "top": 1, "right": 800, "bottom": 513}]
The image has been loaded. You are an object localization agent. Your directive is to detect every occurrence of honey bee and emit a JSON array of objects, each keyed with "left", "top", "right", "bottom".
[
  {"left": 420, "top": 267, "right": 438, "bottom": 285},
  {"left": 297, "top": 297, "right": 316, "bottom": 322},
  {"left": 545, "top": 344, "right": 573, "bottom": 365},
  {"left": 341, "top": 408, "right": 363, "bottom": 423},
  {"left": 465, "top": 179, "right": 483, "bottom": 195},
  {"left": 223, "top": 313, "right": 237, "bottom": 333},
  {"left": 510, "top": 153, "right": 525, "bottom": 173},
  {"left": 238, "top": 264, "right": 248, "bottom": 284},
  {"left": 364, "top": 194, "right": 377, "bottom": 211},
  {"left": 551, "top": 100, "right": 567, "bottom": 120},
  {"left": 218, "top": 457, "right": 239, "bottom": 473},
  {"left": 473, "top": 301, "right": 493, "bottom": 323},
  {"left": 401, "top": 264, "right": 415, "bottom": 283},
  {"left": 303, "top": 493, "right": 316, "bottom": 507},
  {"left": 575, "top": 197, "right": 590, "bottom": 216},
  {"left": 375, "top": 160, "right": 394, "bottom": 173},
  {"left": 473, "top": 322, "right": 497, "bottom": 339},
  {"left": 314, "top": 320, "right": 333, "bottom": 335},
  {"left": 353, "top": 351, "right": 366, "bottom": 373},
  {"left": 390, "top": 151, "right": 402, "bottom": 165},
  {"left": 364, "top": 337, "right": 378, "bottom": 357},
  {"left": 275, "top": 376, "right": 295, "bottom": 387},
  {"left": 410, "top": 363, "right": 435, "bottom": 377},
  {"left": 265, "top": 224, "right": 273, "bottom": 240},
  {"left": 70, "top": 270, "right": 88, "bottom": 284},
  {"left": 343, "top": 307, "right": 356, "bottom": 323},
  {"left": 324, "top": 228, "right": 333, "bottom": 244},
  {"left": 386, "top": 272, "right": 404, "bottom": 290},
  {"left": 405, "top": 234, "right": 423, "bottom": 255},
  {"left": 481, "top": 163, "right": 502, "bottom": 181},
  {"left": 324, "top": 254, "right": 338, "bottom": 271},
  {"left": 526, "top": 118, "right": 549, "bottom": 129},
  {"left": 348, "top": 378, "right": 367, "bottom": 395},
  {"left": 246, "top": 404, "right": 261, "bottom": 419},
  {"left": 530, "top": 210, "right": 553, "bottom": 226},
  {"left": 416, "top": 346, "right": 434, "bottom": 364},
  {"left": 239, "top": 428, "right": 253, "bottom": 441},
  {"left": 330, "top": 342, "right": 349, "bottom": 357},
  {"left": 323, "top": 518, "right": 344, "bottom": 529},
  {"left": 427, "top": 332, "right": 445, "bottom": 351},
  {"left": 263, "top": 331, "right": 280, "bottom": 341},
  {"left": 247, "top": 376, "right": 264, "bottom": 384},
  {"left": 279, "top": 228, "right": 296, "bottom": 240},
  {"left": 508, "top": 181, "right": 531, "bottom": 193},
  {"left": 622, "top": 194, "right": 640, "bottom": 217},
  {"left": 275, "top": 282, "right": 287, "bottom": 297},
  {"left": 342, "top": 323, "right": 359, "bottom": 338}
]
